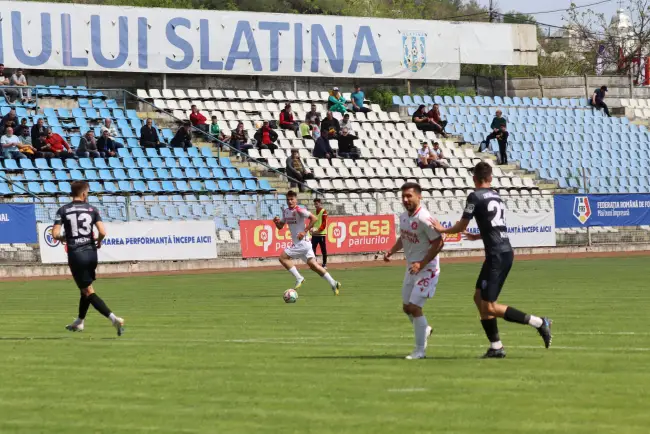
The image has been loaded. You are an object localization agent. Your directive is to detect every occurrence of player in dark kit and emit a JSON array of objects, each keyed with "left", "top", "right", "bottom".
[
  {"left": 432, "top": 162, "right": 551, "bottom": 358},
  {"left": 52, "top": 181, "right": 125, "bottom": 336}
]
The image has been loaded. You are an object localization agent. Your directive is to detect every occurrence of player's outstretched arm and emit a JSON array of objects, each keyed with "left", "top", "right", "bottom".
[
  {"left": 432, "top": 218, "right": 470, "bottom": 235},
  {"left": 272, "top": 216, "right": 285, "bottom": 230},
  {"left": 463, "top": 231, "right": 482, "bottom": 241},
  {"left": 384, "top": 237, "right": 403, "bottom": 262},
  {"left": 95, "top": 221, "right": 107, "bottom": 248},
  {"left": 51, "top": 224, "right": 64, "bottom": 241}
]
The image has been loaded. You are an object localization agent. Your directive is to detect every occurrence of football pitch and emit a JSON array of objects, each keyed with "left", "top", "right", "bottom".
[{"left": 0, "top": 256, "right": 649, "bottom": 434}]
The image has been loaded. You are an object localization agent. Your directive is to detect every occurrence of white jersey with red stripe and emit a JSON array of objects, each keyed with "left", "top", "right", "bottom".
[
  {"left": 399, "top": 206, "right": 441, "bottom": 272},
  {"left": 283, "top": 206, "right": 311, "bottom": 245}
]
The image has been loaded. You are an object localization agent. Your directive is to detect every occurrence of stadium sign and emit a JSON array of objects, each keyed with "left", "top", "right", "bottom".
[
  {"left": 0, "top": 203, "right": 37, "bottom": 244},
  {"left": 555, "top": 194, "right": 650, "bottom": 228},
  {"left": 239, "top": 215, "right": 396, "bottom": 258},
  {"left": 38, "top": 221, "right": 217, "bottom": 264},
  {"left": 0, "top": 2, "right": 537, "bottom": 79}
]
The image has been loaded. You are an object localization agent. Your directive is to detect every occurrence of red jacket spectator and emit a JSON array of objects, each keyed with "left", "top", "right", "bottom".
[
  {"left": 279, "top": 110, "right": 294, "bottom": 128},
  {"left": 190, "top": 111, "right": 207, "bottom": 126},
  {"left": 45, "top": 133, "right": 71, "bottom": 152}
]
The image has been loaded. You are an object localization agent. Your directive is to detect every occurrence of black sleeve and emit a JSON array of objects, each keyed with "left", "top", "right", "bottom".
[
  {"left": 94, "top": 208, "right": 103, "bottom": 223},
  {"left": 462, "top": 192, "right": 479, "bottom": 221}
]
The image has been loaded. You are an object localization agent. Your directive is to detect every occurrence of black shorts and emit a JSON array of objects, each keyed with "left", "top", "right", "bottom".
[
  {"left": 67, "top": 248, "right": 98, "bottom": 290},
  {"left": 475, "top": 251, "right": 514, "bottom": 302}
]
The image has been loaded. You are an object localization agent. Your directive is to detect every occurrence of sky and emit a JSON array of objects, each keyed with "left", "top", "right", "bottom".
[{"left": 474, "top": 0, "right": 621, "bottom": 27}]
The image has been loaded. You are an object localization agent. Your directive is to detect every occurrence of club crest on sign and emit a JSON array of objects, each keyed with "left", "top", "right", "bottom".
[
  {"left": 402, "top": 31, "right": 427, "bottom": 73},
  {"left": 573, "top": 196, "right": 592, "bottom": 224}
]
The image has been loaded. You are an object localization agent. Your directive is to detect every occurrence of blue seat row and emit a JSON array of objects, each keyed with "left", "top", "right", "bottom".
[
  {"left": 395, "top": 94, "right": 591, "bottom": 108},
  {"left": 41, "top": 108, "right": 140, "bottom": 122},
  {"left": 34, "top": 85, "right": 104, "bottom": 98},
  {"left": 0, "top": 179, "right": 274, "bottom": 196},
  {"left": 78, "top": 98, "right": 119, "bottom": 109},
  {"left": 21, "top": 167, "right": 254, "bottom": 182},
  {"left": 0, "top": 156, "right": 233, "bottom": 171}
]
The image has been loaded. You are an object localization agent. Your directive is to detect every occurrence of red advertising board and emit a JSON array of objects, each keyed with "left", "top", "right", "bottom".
[{"left": 239, "top": 215, "right": 396, "bottom": 258}]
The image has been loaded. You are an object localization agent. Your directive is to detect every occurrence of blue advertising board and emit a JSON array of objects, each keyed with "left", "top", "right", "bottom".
[
  {"left": 0, "top": 204, "right": 37, "bottom": 243},
  {"left": 554, "top": 194, "right": 650, "bottom": 228}
]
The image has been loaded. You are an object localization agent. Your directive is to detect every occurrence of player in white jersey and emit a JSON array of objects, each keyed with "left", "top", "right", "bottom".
[
  {"left": 384, "top": 182, "right": 445, "bottom": 359},
  {"left": 273, "top": 190, "right": 342, "bottom": 295}
]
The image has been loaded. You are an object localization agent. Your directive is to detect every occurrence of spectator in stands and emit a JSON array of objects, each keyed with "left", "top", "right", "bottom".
[
  {"left": 320, "top": 111, "right": 340, "bottom": 136},
  {"left": 431, "top": 142, "right": 450, "bottom": 168},
  {"left": 189, "top": 105, "right": 208, "bottom": 134},
  {"left": 350, "top": 85, "right": 371, "bottom": 113},
  {"left": 0, "top": 107, "right": 18, "bottom": 136},
  {"left": 31, "top": 117, "right": 48, "bottom": 152},
  {"left": 101, "top": 118, "right": 118, "bottom": 138},
  {"left": 254, "top": 121, "right": 279, "bottom": 151},
  {"left": 170, "top": 122, "right": 193, "bottom": 150},
  {"left": 10, "top": 68, "right": 30, "bottom": 103},
  {"left": 299, "top": 117, "right": 313, "bottom": 139},
  {"left": 44, "top": 127, "right": 74, "bottom": 159},
  {"left": 427, "top": 104, "right": 448, "bottom": 137},
  {"left": 480, "top": 110, "right": 508, "bottom": 164},
  {"left": 209, "top": 115, "right": 229, "bottom": 147},
  {"left": 327, "top": 87, "right": 348, "bottom": 114},
  {"left": 1, "top": 127, "right": 27, "bottom": 160},
  {"left": 340, "top": 113, "right": 354, "bottom": 134},
  {"left": 77, "top": 130, "right": 101, "bottom": 158},
  {"left": 286, "top": 149, "right": 313, "bottom": 191},
  {"left": 229, "top": 121, "right": 252, "bottom": 157},
  {"left": 31, "top": 118, "right": 47, "bottom": 151},
  {"left": 279, "top": 103, "right": 299, "bottom": 132},
  {"left": 0, "top": 64, "right": 20, "bottom": 103},
  {"left": 96, "top": 129, "right": 119, "bottom": 157},
  {"left": 140, "top": 118, "right": 164, "bottom": 149},
  {"left": 412, "top": 105, "right": 437, "bottom": 132},
  {"left": 313, "top": 131, "right": 335, "bottom": 160},
  {"left": 590, "top": 85, "right": 611, "bottom": 117},
  {"left": 311, "top": 116, "right": 322, "bottom": 140},
  {"left": 14, "top": 117, "right": 29, "bottom": 137},
  {"left": 306, "top": 104, "right": 321, "bottom": 121},
  {"left": 337, "top": 127, "right": 360, "bottom": 159},
  {"left": 17, "top": 127, "right": 39, "bottom": 159}
]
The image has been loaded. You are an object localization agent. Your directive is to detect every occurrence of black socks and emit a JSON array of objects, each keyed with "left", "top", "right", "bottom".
[
  {"left": 87, "top": 293, "right": 112, "bottom": 318},
  {"left": 503, "top": 306, "right": 530, "bottom": 325},
  {"left": 78, "top": 295, "right": 91, "bottom": 320},
  {"left": 480, "top": 318, "right": 500, "bottom": 343}
]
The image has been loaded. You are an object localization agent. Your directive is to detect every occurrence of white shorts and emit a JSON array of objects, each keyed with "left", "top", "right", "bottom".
[
  {"left": 401, "top": 264, "right": 439, "bottom": 307},
  {"left": 283, "top": 240, "right": 316, "bottom": 263}
]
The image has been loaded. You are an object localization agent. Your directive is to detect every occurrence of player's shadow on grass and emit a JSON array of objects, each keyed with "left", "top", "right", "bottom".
[{"left": 300, "top": 355, "right": 465, "bottom": 360}]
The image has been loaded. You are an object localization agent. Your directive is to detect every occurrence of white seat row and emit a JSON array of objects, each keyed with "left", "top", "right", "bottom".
[
  {"left": 305, "top": 176, "right": 538, "bottom": 192},
  {"left": 140, "top": 88, "right": 360, "bottom": 103}
]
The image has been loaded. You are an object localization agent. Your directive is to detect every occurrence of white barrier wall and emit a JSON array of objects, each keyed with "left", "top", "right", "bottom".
[
  {"left": 38, "top": 221, "right": 217, "bottom": 264},
  {"left": 437, "top": 211, "right": 556, "bottom": 250},
  {"left": 0, "top": 2, "right": 537, "bottom": 79}
]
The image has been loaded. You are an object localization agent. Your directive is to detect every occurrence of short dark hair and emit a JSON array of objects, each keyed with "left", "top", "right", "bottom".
[
  {"left": 191, "top": 104, "right": 197, "bottom": 109},
  {"left": 71, "top": 181, "right": 90, "bottom": 197},
  {"left": 287, "top": 190, "right": 298, "bottom": 198},
  {"left": 313, "top": 197, "right": 322, "bottom": 203},
  {"left": 473, "top": 162, "right": 493, "bottom": 183},
  {"left": 400, "top": 182, "right": 422, "bottom": 194}
]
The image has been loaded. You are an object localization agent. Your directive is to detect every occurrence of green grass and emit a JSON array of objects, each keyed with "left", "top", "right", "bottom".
[{"left": 1, "top": 256, "right": 649, "bottom": 433}]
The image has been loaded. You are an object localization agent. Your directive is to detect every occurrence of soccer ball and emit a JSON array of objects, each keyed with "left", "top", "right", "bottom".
[{"left": 283, "top": 289, "right": 298, "bottom": 303}]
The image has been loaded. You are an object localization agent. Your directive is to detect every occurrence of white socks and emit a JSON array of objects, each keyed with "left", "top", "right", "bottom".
[
  {"left": 288, "top": 266, "right": 302, "bottom": 280},
  {"left": 528, "top": 315, "right": 544, "bottom": 328},
  {"left": 413, "top": 316, "right": 429, "bottom": 350},
  {"left": 108, "top": 313, "right": 117, "bottom": 323},
  {"left": 490, "top": 341, "right": 504, "bottom": 350},
  {"left": 322, "top": 272, "right": 336, "bottom": 287}
]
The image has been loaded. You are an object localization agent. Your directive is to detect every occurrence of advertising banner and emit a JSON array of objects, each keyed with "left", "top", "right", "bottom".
[
  {"left": 438, "top": 210, "right": 556, "bottom": 250},
  {"left": 38, "top": 221, "right": 217, "bottom": 264},
  {"left": 554, "top": 194, "right": 650, "bottom": 228},
  {"left": 239, "top": 215, "right": 395, "bottom": 258},
  {"left": 0, "top": 2, "right": 537, "bottom": 78},
  {"left": 0, "top": 203, "right": 37, "bottom": 244}
]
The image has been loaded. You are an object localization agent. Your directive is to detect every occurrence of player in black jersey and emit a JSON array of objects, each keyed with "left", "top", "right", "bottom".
[
  {"left": 52, "top": 181, "right": 125, "bottom": 336},
  {"left": 433, "top": 162, "right": 551, "bottom": 358}
]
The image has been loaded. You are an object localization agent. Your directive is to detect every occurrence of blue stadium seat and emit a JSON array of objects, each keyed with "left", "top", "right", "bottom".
[
  {"left": 412, "top": 95, "right": 424, "bottom": 105},
  {"left": 39, "top": 171, "right": 54, "bottom": 181},
  {"left": 59, "top": 182, "right": 71, "bottom": 194},
  {"left": 176, "top": 181, "right": 190, "bottom": 192},
  {"left": 162, "top": 181, "right": 176, "bottom": 192},
  {"left": 69, "top": 169, "right": 84, "bottom": 181},
  {"left": 108, "top": 158, "right": 123, "bottom": 169},
  {"left": 392, "top": 95, "right": 403, "bottom": 106},
  {"left": 258, "top": 180, "right": 273, "bottom": 191},
  {"left": 89, "top": 182, "right": 104, "bottom": 193},
  {"left": 189, "top": 180, "right": 203, "bottom": 191},
  {"left": 245, "top": 180, "right": 259, "bottom": 191},
  {"left": 65, "top": 159, "right": 80, "bottom": 170},
  {"left": 156, "top": 168, "right": 171, "bottom": 179},
  {"left": 212, "top": 168, "right": 226, "bottom": 179},
  {"left": 205, "top": 180, "right": 219, "bottom": 192},
  {"left": 171, "top": 168, "right": 185, "bottom": 179},
  {"left": 123, "top": 158, "right": 137, "bottom": 169},
  {"left": 185, "top": 168, "right": 199, "bottom": 179},
  {"left": 118, "top": 181, "right": 134, "bottom": 192},
  {"left": 146, "top": 181, "right": 161, "bottom": 193},
  {"left": 191, "top": 157, "right": 205, "bottom": 168},
  {"left": 128, "top": 168, "right": 143, "bottom": 180},
  {"left": 93, "top": 158, "right": 108, "bottom": 169},
  {"left": 133, "top": 181, "right": 147, "bottom": 193},
  {"left": 113, "top": 109, "right": 126, "bottom": 120},
  {"left": 24, "top": 171, "right": 39, "bottom": 181},
  {"left": 159, "top": 148, "right": 173, "bottom": 158}
]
